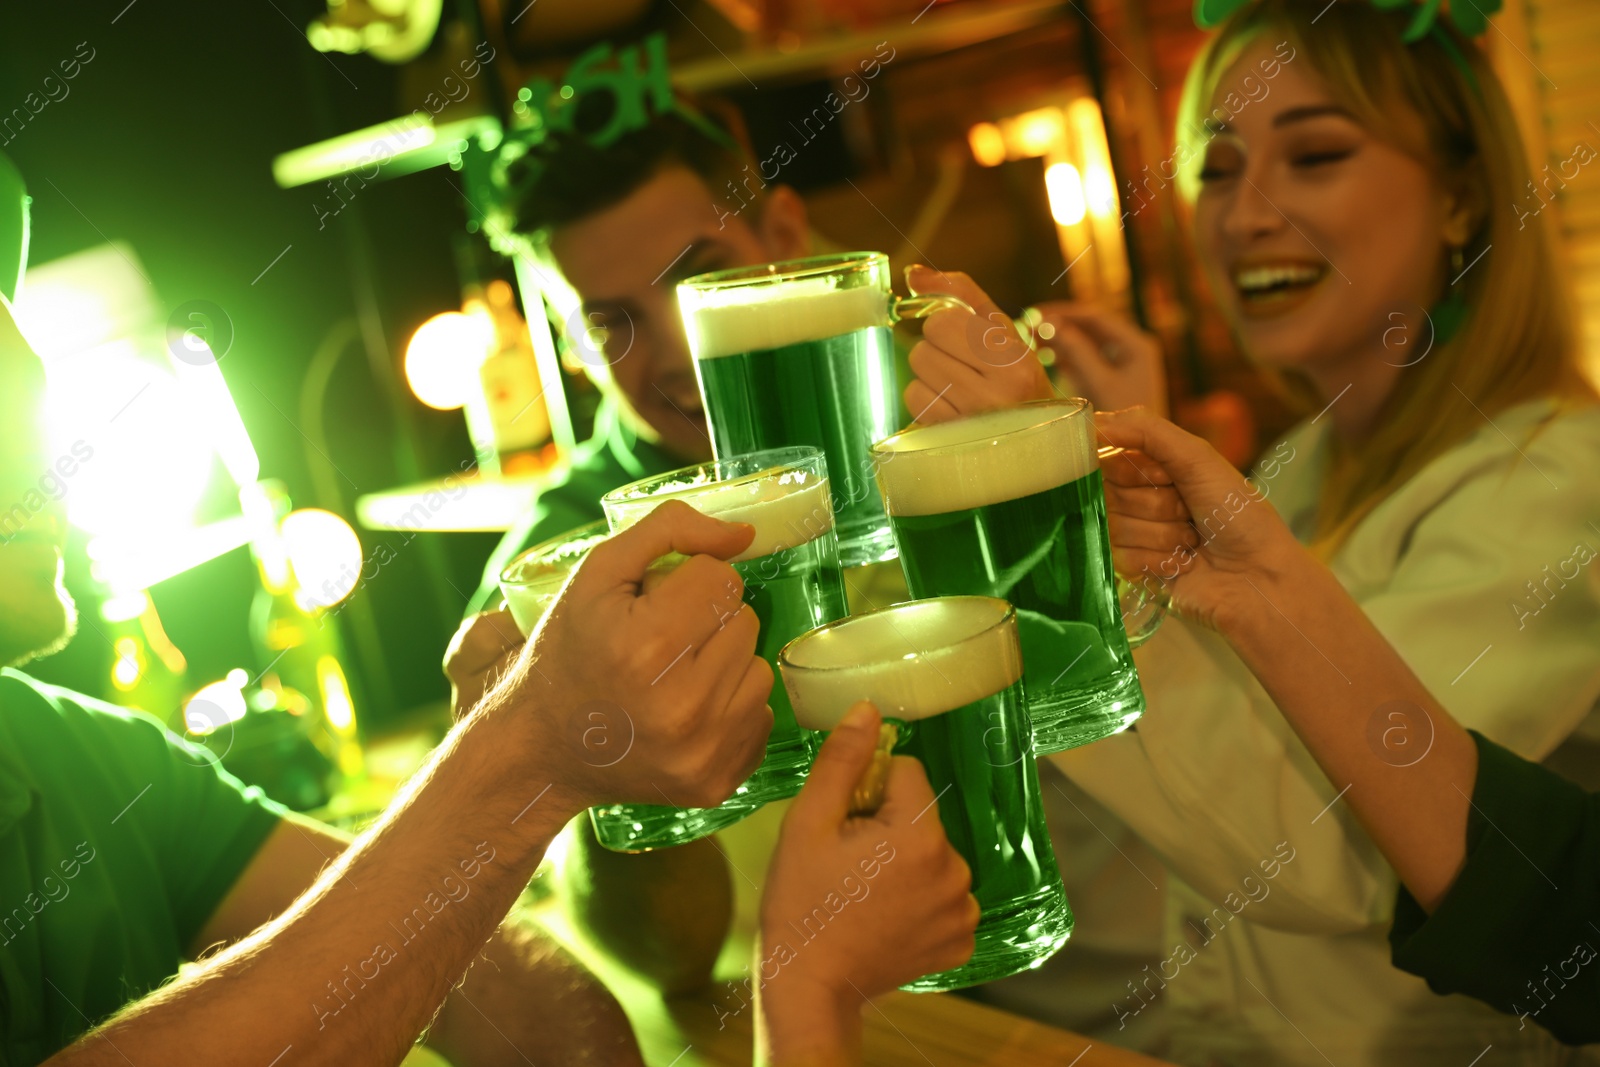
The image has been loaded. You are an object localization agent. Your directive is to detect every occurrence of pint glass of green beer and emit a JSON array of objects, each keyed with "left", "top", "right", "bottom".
[
  {"left": 870, "top": 399, "right": 1164, "bottom": 754},
  {"left": 779, "top": 596, "right": 1072, "bottom": 992},
  {"left": 678, "top": 252, "right": 966, "bottom": 569},
  {"left": 498, "top": 520, "right": 610, "bottom": 638},
  {"left": 596, "top": 445, "right": 848, "bottom": 852}
]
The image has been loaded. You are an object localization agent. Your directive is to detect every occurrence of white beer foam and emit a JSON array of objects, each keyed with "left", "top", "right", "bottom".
[
  {"left": 781, "top": 597, "right": 1023, "bottom": 729},
  {"left": 874, "top": 403, "right": 1099, "bottom": 517},
  {"left": 684, "top": 278, "right": 887, "bottom": 360},
  {"left": 499, "top": 527, "right": 610, "bottom": 636},
  {"left": 607, "top": 466, "right": 834, "bottom": 563}
]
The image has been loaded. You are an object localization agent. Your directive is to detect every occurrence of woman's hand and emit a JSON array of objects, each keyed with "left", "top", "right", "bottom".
[
  {"left": 1096, "top": 407, "right": 1304, "bottom": 635},
  {"left": 1028, "top": 301, "right": 1168, "bottom": 417},
  {"left": 901, "top": 265, "right": 1055, "bottom": 424},
  {"left": 757, "top": 701, "right": 978, "bottom": 1066}
]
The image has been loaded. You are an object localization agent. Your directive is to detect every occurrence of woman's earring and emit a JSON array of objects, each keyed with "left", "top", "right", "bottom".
[{"left": 1432, "top": 244, "right": 1472, "bottom": 345}]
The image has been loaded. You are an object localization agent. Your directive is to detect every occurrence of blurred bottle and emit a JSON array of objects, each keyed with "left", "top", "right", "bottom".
[{"left": 470, "top": 279, "right": 552, "bottom": 476}]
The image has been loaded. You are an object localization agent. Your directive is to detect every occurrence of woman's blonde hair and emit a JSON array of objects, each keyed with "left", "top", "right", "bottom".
[{"left": 1175, "top": 0, "right": 1595, "bottom": 555}]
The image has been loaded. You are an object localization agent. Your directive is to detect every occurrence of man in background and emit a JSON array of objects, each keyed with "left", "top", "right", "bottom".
[{"left": 466, "top": 104, "right": 811, "bottom": 613}]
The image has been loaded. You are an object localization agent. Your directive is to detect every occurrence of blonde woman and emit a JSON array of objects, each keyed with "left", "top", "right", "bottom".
[{"left": 901, "top": 0, "right": 1600, "bottom": 1063}]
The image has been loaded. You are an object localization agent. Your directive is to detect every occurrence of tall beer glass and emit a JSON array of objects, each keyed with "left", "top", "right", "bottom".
[
  {"left": 678, "top": 252, "right": 965, "bottom": 569},
  {"left": 498, "top": 520, "right": 610, "bottom": 638},
  {"left": 597, "top": 446, "right": 848, "bottom": 852},
  {"left": 871, "top": 399, "right": 1163, "bottom": 754},
  {"left": 779, "top": 596, "right": 1072, "bottom": 991}
]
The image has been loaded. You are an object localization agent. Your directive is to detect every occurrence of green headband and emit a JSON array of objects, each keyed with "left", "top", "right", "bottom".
[
  {"left": 491, "top": 33, "right": 738, "bottom": 211},
  {"left": 1194, "top": 0, "right": 1499, "bottom": 96},
  {"left": 1194, "top": 0, "right": 1501, "bottom": 38}
]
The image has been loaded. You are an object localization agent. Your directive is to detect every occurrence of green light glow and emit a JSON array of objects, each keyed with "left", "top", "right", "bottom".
[
  {"left": 45, "top": 339, "right": 213, "bottom": 536},
  {"left": 16, "top": 243, "right": 263, "bottom": 591}
]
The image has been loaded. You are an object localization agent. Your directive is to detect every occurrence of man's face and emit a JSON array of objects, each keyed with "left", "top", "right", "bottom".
[
  {"left": 0, "top": 298, "right": 74, "bottom": 667},
  {"left": 548, "top": 165, "right": 808, "bottom": 462}
]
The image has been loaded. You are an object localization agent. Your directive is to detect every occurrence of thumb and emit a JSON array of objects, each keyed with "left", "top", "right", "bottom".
[
  {"left": 444, "top": 608, "right": 524, "bottom": 679},
  {"left": 1095, "top": 408, "right": 1242, "bottom": 500},
  {"left": 790, "top": 700, "right": 883, "bottom": 828},
  {"left": 581, "top": 498, "right": 755, "bottom": 591}
]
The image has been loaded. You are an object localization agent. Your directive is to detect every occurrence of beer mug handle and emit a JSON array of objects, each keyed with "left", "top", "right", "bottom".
[
  {"left": 889, "top": 293, "right": 974, "bottom": 323},
  {"left": 1097, "top": 443, "right": 1169, "bottom": 648}
]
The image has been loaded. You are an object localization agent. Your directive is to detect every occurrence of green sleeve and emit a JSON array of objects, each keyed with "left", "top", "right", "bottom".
[
  {"left": 1389, "top": 730, "right": 1600, "bottom": 1045},
  {"left": 46, "top": 688, "right": 288, "bottom": 952}
]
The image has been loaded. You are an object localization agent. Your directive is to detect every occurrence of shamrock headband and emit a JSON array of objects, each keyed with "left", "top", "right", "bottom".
[
  {"left": 1195, "top": 0, "right": 1501, "bottom": 91},
  {"left": 486, "top": 31, "right": 739, "bottom": 253}
]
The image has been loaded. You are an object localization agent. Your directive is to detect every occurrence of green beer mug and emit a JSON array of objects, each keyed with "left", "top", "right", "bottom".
[
  {"left": 870, "top": 399, "right": 1165, "bottom": 754},
  {"left": 596, "top": 445, "right": 848, "bottom": 852},
  {"left": 678, "top": 251, "right": 968, "bottom": 570},
  {"left": 778, "top": 595, "right": 1073, "bottom": 992},
  {"left": 498, "top": 519, "right": 611, "bottom": 638}
]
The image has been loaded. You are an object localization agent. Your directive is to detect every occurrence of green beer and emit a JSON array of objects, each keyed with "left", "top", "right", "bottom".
[
  {"left": 597, "top": 446, "right": 847, "bottom": 852},
  {"left": 680, "top": 252, "right": 965, "bottom": 569},
  {"left": 779, "top": 596, "right": 1072, "bottom": 992},
  {"left": 872, "top": 400, "right": 1159, "bottom": 754}
]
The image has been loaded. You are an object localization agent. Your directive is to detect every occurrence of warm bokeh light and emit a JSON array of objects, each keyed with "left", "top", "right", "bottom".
[
  {"left": 1046, "top": 162, "right": 1088, "bottom": 226},
  {"left": 280, "top": 507, "right": 363, "bottom": 610},
  {"left": 1006, "top": 108, "right": 1064, "bottom": 159},
  {"left": 967, "top": 122, "right": 1006, "bottom": 167},
  {"left": 185, "top": 668, "right": 250, "bottom": 735},
  {"left": 404, "top": 309, "right": 496, "bottom": 411},
  {"left": 1084, "top": 164, "right": 1118, "bottom": 220},
  {"left": 112, "top": 636, "right": 144, "bottom": 691},
  {"left": 319, "top": 655, "right": 355, "bottom": 735}
]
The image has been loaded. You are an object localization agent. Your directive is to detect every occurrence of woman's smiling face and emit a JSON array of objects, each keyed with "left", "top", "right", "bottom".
[{"left": 1190, "top": 40, "right": 1465, "bottom": 381}]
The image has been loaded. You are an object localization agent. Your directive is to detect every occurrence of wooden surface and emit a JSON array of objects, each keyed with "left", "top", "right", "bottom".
[
  {"left": 536, "top": 905, "right": 1170, "bottom": 1067},
  {"left": 650, "top": 982, "right": 1172, "bottom": 1067}
]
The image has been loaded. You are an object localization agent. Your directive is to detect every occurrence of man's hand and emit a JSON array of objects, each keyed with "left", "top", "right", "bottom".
[
  {"left": 479, "top": 498, "right": 775, "bottom": 813},
  {"left": 444, "top": 608, "right": 524, "bottom": 721},
  {"left": 902, "top": 265, "right": 1056, "bottom": 424},
  {"left": 1095, "top": 407, "right": 1304, "bottom": 634},
  {"left": 757, "top": 702, "right": 978, "bottom": 1066},
  {"left": 1027, "top": 300, "right": 1168, "bottom": 417}
]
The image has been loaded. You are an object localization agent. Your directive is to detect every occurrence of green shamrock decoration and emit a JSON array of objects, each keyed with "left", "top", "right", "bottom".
[{"left": 1193, "top": 0, "right": 1501, "bottom": 40}]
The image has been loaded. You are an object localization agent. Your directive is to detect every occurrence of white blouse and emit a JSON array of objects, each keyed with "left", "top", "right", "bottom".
[{"left": 1048, "top": 396, "right": 1600, "bottom": 1065}]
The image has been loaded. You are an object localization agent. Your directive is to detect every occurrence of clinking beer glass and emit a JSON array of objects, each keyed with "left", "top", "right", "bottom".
[
  {"left": 870, "top": 399, "right": 1165, "bottom": 754},
  {"left": 678, "top": 251, "right": 967, "bottom": 570},
  {"left": 498, "top": 519, "right": 610, "bottom": 638},
  {"left": 593, "top": 445, "right": 848, "bottom": 852},
  {"left": 779, "top": 595, "right": 1073, "bottom": 991}
]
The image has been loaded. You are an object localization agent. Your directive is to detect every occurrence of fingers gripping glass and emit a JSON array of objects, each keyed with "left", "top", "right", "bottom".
[
  {"left": 594, "top": 445, "right": 849, "bottom": 852},
  {"left": 870, "top": 398, "right": 1165, "bottom": 755},
  {"left": 779, "top": 596, "right": 1073, "bottom": 992},
  {"left": 678, "top": 251, "right": 968, "bottom": 569}
]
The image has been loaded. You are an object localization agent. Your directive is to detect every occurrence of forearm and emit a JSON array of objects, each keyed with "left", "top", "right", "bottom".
[
  {"left": 426, "top": 915, "right": 643, "bottom": 1067},
  {"left": 50, "top": 704, "right": 579, "bottom": 1067},
  {"left": 754, "top": 954, "right": 861, "bottom": 1067},
  {"left": 1223, "top": 551, "right": 1478, "bottom": 911},
  {"left": 561, "top": 817, "right": 732, "bottom": 993}
]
